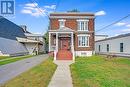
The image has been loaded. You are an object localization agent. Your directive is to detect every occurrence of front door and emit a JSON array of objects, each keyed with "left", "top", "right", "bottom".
[{"left": 60, "top": 38, "right": 70, "bottom": 50}]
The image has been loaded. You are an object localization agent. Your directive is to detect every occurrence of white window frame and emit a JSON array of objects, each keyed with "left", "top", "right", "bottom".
[
  {"left": 59, "top": 19, "right": 66, "bottom": 28},
  {"left": 78, "top": 34, "right": 90, "bottom": 47},
  {"left": 77, "top": 19, "right": 89, "bottom": 31}
]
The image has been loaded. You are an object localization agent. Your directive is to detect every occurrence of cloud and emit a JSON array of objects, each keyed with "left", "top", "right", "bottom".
[
  {"left": 126, "top": 24, "right": 130, "bottom": 27},
  {"left": 121, "top": 28, "right": 130, "bottom": 32},
  {"left": 114, "top": 22, "right": 126, "bottom": 26},
  {"left": 21, "top": 3, "right": 56, "bottom": 17},
  {"left": 25, "top": 3, "right": 38, "bottom": 7},
  {"left": 95, "top": 11, "right": 106, "bottom": 16},
  {"left": 44, "top": 5, "right": 56, "bottom": 9}
]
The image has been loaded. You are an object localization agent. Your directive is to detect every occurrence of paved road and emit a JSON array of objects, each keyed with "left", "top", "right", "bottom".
[
  {"left": 0, "top": 54, "right": 48, "bottom": 84},
  {"left": 48, "top": 60, "right": 74, "bottom": 87}
]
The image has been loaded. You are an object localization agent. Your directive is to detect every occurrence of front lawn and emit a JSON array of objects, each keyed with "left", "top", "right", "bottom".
[
  {"left": 1, "top": 57, "right": 57, "bottom": 87},
  {"left": 70, "top": 55, "right": 130, "bottom": 87},
  {"left": 0, "top": 56, "right": 10, "bottom": 60},
  {"left": 0, "top": 55, "right": 33, "bottom": 66}
]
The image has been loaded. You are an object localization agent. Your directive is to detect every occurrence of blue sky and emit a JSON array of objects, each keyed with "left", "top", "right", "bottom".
[{"left": 5, "top": 0, "right": 130, "bottom": 36}]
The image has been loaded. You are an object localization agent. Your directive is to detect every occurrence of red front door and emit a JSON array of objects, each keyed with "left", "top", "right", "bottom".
[
  {"left": 60, "top": 38, "right": 70, "bottom": 50},
  {"left": 57, "top": 37, "right": 72, "bottom": 60}
]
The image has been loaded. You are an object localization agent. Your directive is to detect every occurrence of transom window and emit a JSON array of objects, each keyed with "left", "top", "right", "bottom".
[
  {"left": 78, "top": 35, "right": 89, "bottom": 47},
  {"left": 59, "top": 19, "right": 66, "bottom": 28},
  {"left": 77, "top": 20, "right": 89, "bottom": 31}
]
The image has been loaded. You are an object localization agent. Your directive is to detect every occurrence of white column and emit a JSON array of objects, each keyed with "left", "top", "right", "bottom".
[
  {"left": 49, "top": 32, "right": 51, "bottom": 52},
  {"left": 71, "top": 32, "right": 75, "bottom": 61},
  {"left": 54, "top": 33, "right": 58, "bottom": 60},
  {"left": 56, "top": 33, "right": 58, "bottom": 52}
]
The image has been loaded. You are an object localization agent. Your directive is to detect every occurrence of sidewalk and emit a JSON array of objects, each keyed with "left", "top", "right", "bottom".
[{"left": 48, "top": 60, "right": 74, "bottom": 87}]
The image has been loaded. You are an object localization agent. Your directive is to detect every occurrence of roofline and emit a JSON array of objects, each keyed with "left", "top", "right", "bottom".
[
  {"left": 95, "top": 35, "right": 108, "bottom": 37},
  {"left": 96, "top": 33, "right": 130, "bottom": 42},
  {"left": 50, "top": 12, "right": 94, "bottom": 15}
]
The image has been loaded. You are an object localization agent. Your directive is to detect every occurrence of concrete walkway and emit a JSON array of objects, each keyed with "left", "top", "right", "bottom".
[
  {"left": 48, "top": 60, "right": 74, "bottom": 87},
  {"left": 0, "top": 54, "right": 48, "bottom": 84}
]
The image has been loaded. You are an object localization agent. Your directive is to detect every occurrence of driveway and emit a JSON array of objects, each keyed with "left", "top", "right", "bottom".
[{"left": 0, "top": 54, "right": 48, "bottom": 84}]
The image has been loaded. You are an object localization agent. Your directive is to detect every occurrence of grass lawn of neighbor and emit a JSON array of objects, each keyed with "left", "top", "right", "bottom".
[
  {"left": 0, "top": 55, "right": 33, "bottom": 66},
  {"left": 70, "top": 55, "right": 130, "bottom": 87},
  {"left": 1, "top": 57, "right": 57, "bottom": 87},
  {"left": 0, "top": 56, "right": 10, "bottom": 60}
]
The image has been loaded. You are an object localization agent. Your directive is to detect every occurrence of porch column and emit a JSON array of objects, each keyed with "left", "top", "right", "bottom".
[
  {"left": 71, "top": 32, "right": 75, "bottom": 61},
  {"left": 54, "top": 33, "right": 58, "bottom": 60},
  {"left": 49, "top": 32, "right": 51, "bottom": 52}
]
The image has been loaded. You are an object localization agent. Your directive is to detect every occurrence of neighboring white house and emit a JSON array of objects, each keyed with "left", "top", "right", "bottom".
[
  {"left": 95, "top": 35, "right": 108, "bottom": 41},
  {"left": 95, "top": 33, "right": 130, "bottom": 57},
  {"left": 0, "top": 17, "right": 45, "bottom": 56},
  {"left": 24, "top": 33, "right": 45, "bottom": 54}
]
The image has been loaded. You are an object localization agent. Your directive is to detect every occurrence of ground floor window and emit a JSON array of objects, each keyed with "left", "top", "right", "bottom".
[
  {"left": 99, "top": 45, "right": 101, "bottom": 52},
  {"left": 78, "top": 35, "right": 89, "bottom": 47},
  {"left": 107, "top": 44, "right": 109, "bottom": 52},
  {"left": 120, "top": 43, "right": 124, "bottom": 52}
]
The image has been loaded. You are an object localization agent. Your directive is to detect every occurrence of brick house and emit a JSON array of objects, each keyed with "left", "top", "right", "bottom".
[{"left": 48, "top": 12, "right": 95, "bottom": 60}]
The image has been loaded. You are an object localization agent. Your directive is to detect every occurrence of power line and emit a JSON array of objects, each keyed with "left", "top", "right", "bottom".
[
  {"left": 96, "top": 14, "right": 130, "bottom": 32},
  {"left": 54, "top": 0, "right": 60, "bottom": 12}
]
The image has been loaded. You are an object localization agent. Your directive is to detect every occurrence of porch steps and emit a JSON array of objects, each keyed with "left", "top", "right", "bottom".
[{"left": 57, "top": 50, "right": 72, "bottom": 60}]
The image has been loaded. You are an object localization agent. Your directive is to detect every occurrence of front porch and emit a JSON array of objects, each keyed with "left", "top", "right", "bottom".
[{"left": 49, "top": 27, "right": 75, "bottom": 60}]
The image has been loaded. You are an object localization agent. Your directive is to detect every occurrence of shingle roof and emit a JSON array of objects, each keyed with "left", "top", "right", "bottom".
[{"left": 0, "top": 16, "right": 25, "bottom": 40}]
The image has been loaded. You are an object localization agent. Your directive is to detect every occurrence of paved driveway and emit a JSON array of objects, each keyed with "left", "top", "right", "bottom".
[{"left": 0, "top": 54, "right": 48, "bottom": 84}]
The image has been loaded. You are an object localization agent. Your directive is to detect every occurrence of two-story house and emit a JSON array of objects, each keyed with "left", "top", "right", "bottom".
[{"left": 49, "top": 12, "right": 95, "bottom": 60}]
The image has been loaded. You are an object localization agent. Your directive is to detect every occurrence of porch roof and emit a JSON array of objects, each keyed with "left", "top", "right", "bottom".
[{"left": 49, "top": 27, "right": 74, "bottom": 33}]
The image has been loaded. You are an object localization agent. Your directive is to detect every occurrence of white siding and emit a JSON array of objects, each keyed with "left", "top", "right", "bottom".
[
  {"left": 95, "top": 35, "right": 130, "bottom": 56},
  {"left": 0, "top": 37, "right": 28, "bottom": 56}
]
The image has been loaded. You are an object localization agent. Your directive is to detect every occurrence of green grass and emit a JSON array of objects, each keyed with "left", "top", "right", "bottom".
[
  {"left": 1, "top": 57, "right": 57, "bottom": 87},
  {"left": 70, "top": 55, "right": 130, "bottom": 87},
  {"left": 0, "top": 56, "right": 10, "bottom": 60},
  {"left": 0, "top": 55, "right": 33, "bottom": 66}
]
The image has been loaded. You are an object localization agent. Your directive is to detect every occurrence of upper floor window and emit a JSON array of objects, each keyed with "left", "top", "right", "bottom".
[
  {"left": 77, "top": 20, "right": 89, "bottom": 31},
  {"left": 59, "top": 19, "right": 66, "bottom": 28},
  {"left": 78, "top": 35, "right": 89, "bottom": 47}
]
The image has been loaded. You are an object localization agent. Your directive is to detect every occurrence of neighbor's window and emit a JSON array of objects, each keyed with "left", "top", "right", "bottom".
[
  {"left": 77, "top": 20, "right": 89, "bottom": 31},
  {"left": 107, "top": 44, "right": 109, "bottom": 52},
  {"left": 78, "top": 35, "right": 89, "bottom": 47},
  {"left": 59, "top": 19, "right": 66, "bottom": 28},
  {"left": 99, "top": 45, "right": 101, "bottom": 52},
  {"left": 120, "top": 43, "right": 124, "bottom": 52}
]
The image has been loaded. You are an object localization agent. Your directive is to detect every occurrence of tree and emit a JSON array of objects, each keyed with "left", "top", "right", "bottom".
[
  {"left": 67, "top": 9, "right": 80, "bottom": 12},
  {"left": 44, "top": 32, "right": 49, "bottom": 45}
]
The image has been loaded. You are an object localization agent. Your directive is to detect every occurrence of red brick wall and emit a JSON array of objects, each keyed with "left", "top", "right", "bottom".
[{"left": 50, "top": 13, "right": 95, "bottom": 51}]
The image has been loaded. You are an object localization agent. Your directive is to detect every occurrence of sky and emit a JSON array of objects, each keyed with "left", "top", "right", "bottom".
[{"left": 4, "top": 0, "right": 130, "bottom": 36}]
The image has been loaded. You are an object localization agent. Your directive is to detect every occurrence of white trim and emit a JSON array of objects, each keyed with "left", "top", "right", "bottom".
[
  {"left": 58, "top": 19, "right": 66, "bottom": 22},
  {"left": 77, "top": 20, "right": 89, "bottom": 31},
  {"left": 77, "top": 19, "right": 89, "bottom": 22},
  {"left": 50, "top": 16, "right": 94, "bottom": 19},
  {"left": 49, "top": 31, "right": 73, "bottom": 34},
  {"left": 78, "top": 35, "right": 90, "bottom": 47},
  {"left": 77, "top": 34, "right": 90, "bottom": 37},
  {"left": 75, "top": 51, "right": 93, "bottom": 56}
]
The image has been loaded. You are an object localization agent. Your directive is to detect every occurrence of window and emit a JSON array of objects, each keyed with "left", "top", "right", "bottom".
[
  {"left": 99, "top": 45, "right": 101, "bottom": 52},
  {"left": 59, "top": 19, "right": 66, "bottom": 28},
  {"left": 78, "top": 35, "right": 89, "bottom": 47},
  {"left": 120, "top": 43, "right": 124, "bottom": 52},
  {"left": 107, "top": 44, "right": 109, "bottom": 52},
  {"left": 77, "top": 20, "right": 89, "bottom": 31}
]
